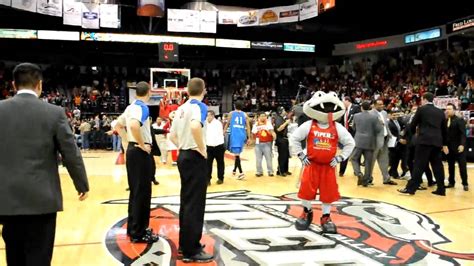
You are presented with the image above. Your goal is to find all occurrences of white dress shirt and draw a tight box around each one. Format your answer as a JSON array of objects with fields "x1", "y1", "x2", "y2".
[
  {"x1": 377, "y1": 111, "x2": 388, "y2": 137},
  {"x1": 17, "y1": 89, "x2": 38, "y2": 97},
  {"x1": 206, "y1": 118, "x2": 224, "y2": 147}
]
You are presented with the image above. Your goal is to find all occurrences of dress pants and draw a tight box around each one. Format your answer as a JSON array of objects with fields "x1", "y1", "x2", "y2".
[
  {"x1": 1, "y1": 213, "x2": 57, "y2": 266},
  {"x1": 177, "y1": 150, "x2": 208, "y2": 257},
  {"x1": 407, "y1": 145, "x2": 435, "y2": 185},
  {"x1": 447, "y1": 147, "x2": 468, "y2": 186},
  {"x1": 388, "y1": 144, "x2": 408, "y2": 178},
  {"x1": 406, "y1": 145, "x2": 445, "y2": 193},
  {"x1": 276, "y1": 138, "x2": 290, "y2": 174},
  {"x1": 207, "y1": 144, "x2": 225, "y2": 181},
  {"x1": 351, "y1": 147, "x2": 374, "y2": 185},
  {"x1": 371, "y1": 142, "x2": 391, "y2": 183},
  {"x1": 126, "y1": 144, "x2": 153, "y2": 238}
]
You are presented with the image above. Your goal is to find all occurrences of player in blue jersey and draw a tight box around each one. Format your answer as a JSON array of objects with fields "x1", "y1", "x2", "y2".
[{"x1": 224, "y1": 100, "x2": 251, "y2": 180}]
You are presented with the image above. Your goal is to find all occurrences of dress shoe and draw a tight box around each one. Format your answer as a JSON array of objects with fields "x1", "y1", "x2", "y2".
[
  {"x1": 356, "y1": 173, "x2": 363, "y2": 186},
  {"x1": 255, "y1": 173, "x2": 263, "y2": 177},
  {"x1": 464, "y1": 185, "x2": 469, "y2": 191},
  {"x1": 182, "y1": 251, "x2": 213, "y2": 263},
  {"x1": 339, "y1": 173, "x2": 344, "y2": 177},
  {"x1": 268, "y1": 173, "x2": 274, "y2": 177},
  {"x1": 383, "y1": 180, "x2": 397, "y2": 185},
  {"x1": 285, "y1": 172, "x2": 292, "y2": 176},
  {"x1": 152, "y1": 180, "x2": 159, "y2": 185},
  {"x1": 418, "y1": 186, "x2": 427, "y2": 190},
  {"x1": 427, "y1": 182, "x2": 436, "y2": 187},
  {"x1": 131, "y1": 232, "x2": 159, "y2": 243},
  {"x1": 445, "y1": 184, "x2": 455, "y2": 188},
  {"x1": 277, "y1": 172, "x2": 287, "y2": 177},
  {"x1": 216, "y1": 180, "x2": 224, "y2": 185},
  {"x1": 398, "y1": 188, "x2": 415, "y2": 195},
  {"x1": 431, "y1": 190, "x2": 446, "y2": 196},
  {"x1": 178, "y1": 244, "x2": 206, "y2": 256}
]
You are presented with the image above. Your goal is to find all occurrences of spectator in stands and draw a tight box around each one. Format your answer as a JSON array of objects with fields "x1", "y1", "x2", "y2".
[{"x1": 79, "y1": 119, "x2": 92, "y2": 151}]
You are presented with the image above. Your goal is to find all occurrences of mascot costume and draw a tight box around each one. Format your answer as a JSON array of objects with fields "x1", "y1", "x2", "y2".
[{"x1": 290, "y1": 91, "x2": 355, "y2": 233}]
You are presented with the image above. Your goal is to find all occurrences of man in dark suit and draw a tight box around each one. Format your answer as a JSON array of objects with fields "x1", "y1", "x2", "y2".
[
  {"x1": 339, "y1": 97, "x2": 361, "y2": 177},
  {"x1": 445, "y1": 103, "x2": 469, "y2": 191},
  {"x1": 403, "y1": 106, "x2": 435, "y2": 188},
  {"x1": 0, "y1": 63, "x2": 89, "y2": 266},
  {"x1": 351, "y1": 101, "x2": 382, "y2": 186},
  {"x1": 399, "y1": 92, "x2": 448, "y2": 196},
  {"x1": 387, "y1": 110, "x2": 408, "y2": 179}
]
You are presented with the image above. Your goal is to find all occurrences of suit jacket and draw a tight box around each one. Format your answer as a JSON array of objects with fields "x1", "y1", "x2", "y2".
[
  {"x1": 353, "y1": 111, "x2": 383, "y2": 150},
  {"x1": 371, "y1": 109, "x2": 392, "y2": 149},
  {"x1": 446, "y1": 115, "x2": 466, "y2": 150},
  {"x1": 339, "y1": 104, "x2": 361, "y2": 136},
  {"x1": 0, "y1": 93, "x2": 89, "y2": 216},
  {"x1": 410, "y1": 103, "x2": 447, "y2": 148}
]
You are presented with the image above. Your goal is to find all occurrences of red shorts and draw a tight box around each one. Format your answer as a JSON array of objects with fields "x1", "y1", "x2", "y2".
[{"x1": 297, "y1": 163, "x2": 340, "y2": 203}]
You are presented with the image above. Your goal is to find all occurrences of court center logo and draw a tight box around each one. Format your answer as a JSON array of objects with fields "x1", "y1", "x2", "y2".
[{"x1": 103, "y1": 191, "x2": 473, "y2": 265}]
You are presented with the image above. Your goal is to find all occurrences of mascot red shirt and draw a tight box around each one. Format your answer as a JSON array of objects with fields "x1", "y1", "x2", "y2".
[{"x1": 290, "y1": 91, "x2": 355, "y2": 234}]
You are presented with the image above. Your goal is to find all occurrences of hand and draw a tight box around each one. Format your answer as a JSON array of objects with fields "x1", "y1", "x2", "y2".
[
  {"x1": 330, "y1": 155, "x2": 344, "y2": 168},
  {"x1": 135, "y1": 144, "x2": 151, "y2": 154},
  {"x1": 78, "y1": 192, "x2": 88, "y2": 201},
  {"x1": 298, "y1": 152, "x2": 310, "y2": 166},
  {"x1": 198, "y1": 148, "x2": 207, "y2": 159},
  {"x1": 399, "y1": 139, "x2": 407, "y2": 145},
  {"x1": 442, "y1": 146, "x2": 449, "y2": 155},
  {"x1": 458, "y1": 145, "x2": 464, "y2": 153}
]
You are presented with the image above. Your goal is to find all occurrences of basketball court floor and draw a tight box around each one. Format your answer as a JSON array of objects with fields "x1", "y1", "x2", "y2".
[{"x1": 1, "y1": 148, "x2": 473, "y2": 265}]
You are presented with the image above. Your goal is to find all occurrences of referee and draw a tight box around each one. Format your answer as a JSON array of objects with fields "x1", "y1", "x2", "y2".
[
  {"x1": 170, "y1": 78, "x2": 213, "y2": 263},
  {"x1": 123, "y1": 81, "x2": 158, "y2": 243}
]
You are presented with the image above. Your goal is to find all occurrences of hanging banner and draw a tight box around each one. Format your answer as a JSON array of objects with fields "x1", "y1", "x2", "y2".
[
  {"x1": 299, "y1": 0, "x2": 318, "y2": 21},
  {"x1": 0, "y1": 0, "x2": 11, "y2": 7},
  {"x1": 37, "y1": 0, "x2": 62, "y2": 16},
  {"x1": 11, "y1": 0, "x2": 37, "y2": 12},
  {"x1": 258, "y1": 8, "x2": 279, "y2": 26},
  {"x1": 237, "y1": 10, "x2": 258, "y2": 27},
  {"x1": 278, "y1": 4, "x2": 299, "y2": 23},
  {"x1": 199, "y1": 10, "x2": 217, "y2": 33},
  {"x1": 218, "y1": 11, "x2": 244, "y2": 25},
  {"x1": 137, "y1": 0, "x2": 164, "y2": 17},
  {"x1": 63, "y1": 0, "x2": 82, "y2": 26},
  {"x1": 100, "y1": 4, "x2": 120, "y2": 28},
  {"x1": 82, "y1": 3, "x2": 100, "y2": 29},
  {"x1": 167, "y1": 9, "x2": 200, "y2": 33}
]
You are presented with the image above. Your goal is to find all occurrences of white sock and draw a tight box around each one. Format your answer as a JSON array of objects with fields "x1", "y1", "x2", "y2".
[
  {"x1": 302, "y1": 200, "x2": 312, "y2": 211},
  {"x1": 322, "y1": 203, "x2": 331, "y2": 215}
]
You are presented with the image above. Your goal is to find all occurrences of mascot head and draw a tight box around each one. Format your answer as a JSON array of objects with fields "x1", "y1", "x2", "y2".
[{"x1": 303, "y1": 91, "x2": 345, "y2": 123}]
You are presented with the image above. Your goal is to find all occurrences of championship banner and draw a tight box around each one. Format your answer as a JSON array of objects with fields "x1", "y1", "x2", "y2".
[
  {"x1": 82, "y1": 3, "x2": 100, "y2": 29},
  {"x1": 237, "y1": 10, "x2": 258, "y2": 27},
  {"x1": 137, "y1": 0, "x2": 164, "y2": 17},
  {"x1": 277, "y1": 4, "x2": 299, "y2": 23},
  {"x1": 37, "y1": 0, "x2": 62, "y2": 16},
  {"x1": 299, "y1": 0, "x2": 318, "y2": 21},
  {"x1": 100, "y1": 4, "x2": 120, "y2": 28},
  {"x1": 0, "y1": 0, "x2": 11, "y2": 6},
  {"x1": 199, "y1": 10, "x2": 217, "y2": 33},
  {"x1": 11, "y1": 0, "x2": 37, "y2": 12},
  {"x1": 258, "y1": 8, "x2": 279, "y2": 26},
  {"x1": 218, "y1": 10, "x2": 244, "y2": 25},
  {"x1": 167, "y1": 9, "x2": 200, "y2": 33},
  {"x1": 434, "y1": 97, "x2": 460, "y2": 109},
  {"x1": 63, "y1": 0, "x2": 82, "y2": 26}
]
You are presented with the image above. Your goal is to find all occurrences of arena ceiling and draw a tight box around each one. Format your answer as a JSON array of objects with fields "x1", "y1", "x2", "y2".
[
  {"x1": 0, "y1": 0, "x2": 472, "y2": 63},
  {"x1": 0, "y1": 0, "x2": 472, "y2": 44}
]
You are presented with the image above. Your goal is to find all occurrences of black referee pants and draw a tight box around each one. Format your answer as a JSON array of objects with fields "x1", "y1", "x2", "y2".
[
  {"x1": 126, "y1": 144, "x2": 153, "y2": 239},
  {"x1": 177, "y1": 150, "x2": 208, "y2": 257}
]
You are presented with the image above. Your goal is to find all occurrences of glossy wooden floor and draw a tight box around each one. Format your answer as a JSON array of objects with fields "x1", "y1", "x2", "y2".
[{"x1": 0, "y1": 148, "x2": 473, "y2": 265}]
